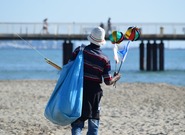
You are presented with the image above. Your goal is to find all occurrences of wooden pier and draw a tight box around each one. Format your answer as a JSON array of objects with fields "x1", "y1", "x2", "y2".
[{"x1": 0, "y1": 22, "x2": 185, "y2": 71}]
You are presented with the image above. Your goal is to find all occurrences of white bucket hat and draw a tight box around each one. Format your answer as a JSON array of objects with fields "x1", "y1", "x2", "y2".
[{"x1": 87, "y1": 27, "x2": 106, "y2": 46}]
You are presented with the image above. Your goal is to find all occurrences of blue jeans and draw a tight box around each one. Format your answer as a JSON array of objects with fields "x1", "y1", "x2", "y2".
[{"x1": 71, "y1": 119, "x2": 99, "y2": 135}]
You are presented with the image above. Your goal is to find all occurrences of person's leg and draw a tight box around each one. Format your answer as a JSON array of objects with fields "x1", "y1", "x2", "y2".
[
  {"x1": 87, "y1": 119, "x2": 99, "y2": 135},
  {"x1": 71, "y1": 119, "x2": 84, "y2": 135}
]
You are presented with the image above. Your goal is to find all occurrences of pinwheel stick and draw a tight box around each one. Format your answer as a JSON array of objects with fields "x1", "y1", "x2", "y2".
[
  {"x1": 117, "y1": 61, "x2": 123, "y2": 74},
  {"x1": 113, "y1": 41, "x2": 130, "y2": 87}
]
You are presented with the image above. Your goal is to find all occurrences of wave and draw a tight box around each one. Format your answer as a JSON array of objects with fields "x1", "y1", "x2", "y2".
[
  {"x1": 0, "y1": 42, "x2": 30, "y2": 49},
  {"x1": 0, "y1": 40, "x2": 62, "y2": 49}
]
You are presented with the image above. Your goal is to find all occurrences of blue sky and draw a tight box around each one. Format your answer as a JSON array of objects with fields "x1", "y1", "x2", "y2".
[{"x1": 1, "y1": 0, "x2": 185, "y2": 23}]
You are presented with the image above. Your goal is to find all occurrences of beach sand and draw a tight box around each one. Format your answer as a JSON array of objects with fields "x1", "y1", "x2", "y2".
[{"x1": 0, "y1": 80, "x2": 185, "y2": 135}]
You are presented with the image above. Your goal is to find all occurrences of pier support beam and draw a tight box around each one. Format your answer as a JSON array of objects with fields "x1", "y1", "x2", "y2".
[
  {"x1": 63, "y1": 40, "x2": 73, "y2": 65},
  {"x1": 159, "y1": 40, "x2": 164, "y2": 71},
  {"x1": 139, "y1": 41, "x2": 145, "y2": 70},
  {"x1": 146, "y1": 41, "x2": 152, "y2": 71},
  {"x1": 152, "y1": 41, "x2": 158, "y2": 71},
  {"x1": 139, "y1": 40, "x2": 164, "y2": 71}
]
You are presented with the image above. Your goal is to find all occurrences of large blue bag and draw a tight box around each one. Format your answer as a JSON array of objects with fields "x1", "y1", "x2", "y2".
[{"x1": 44, "y1": 47, "x2": 84, "y2": 126}]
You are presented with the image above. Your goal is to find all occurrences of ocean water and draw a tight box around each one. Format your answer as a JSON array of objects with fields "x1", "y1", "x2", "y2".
[{"x1": 0, "y1": 42, "x2": 185, "y2": 87}]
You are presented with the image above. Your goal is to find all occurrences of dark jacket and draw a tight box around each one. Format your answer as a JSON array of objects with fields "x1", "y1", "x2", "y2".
[{"x1": 70, "y1": 43, "x2": 112, "y2": 119}]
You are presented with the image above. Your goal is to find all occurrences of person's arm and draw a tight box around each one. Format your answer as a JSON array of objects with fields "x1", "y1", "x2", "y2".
[{"x1": 103, "y1": 60, "x2": 121, "y2": 85}]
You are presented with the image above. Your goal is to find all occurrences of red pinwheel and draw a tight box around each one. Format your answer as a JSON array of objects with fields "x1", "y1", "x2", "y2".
[{"x1": 125, "y1": 26, "x2": 140, "y2": 41}]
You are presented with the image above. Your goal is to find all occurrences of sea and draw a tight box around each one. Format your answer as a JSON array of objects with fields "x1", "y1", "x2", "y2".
[{"x1": 0, "y1": 40, "x2": 185, "y2": 87}]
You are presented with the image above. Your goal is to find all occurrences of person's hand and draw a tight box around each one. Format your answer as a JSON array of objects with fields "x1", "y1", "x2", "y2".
[
  {"x1": 112, "y1": 73, "x2": 121, "y2": 87},
  {"x1": 114, "y1": 73, "x2": 121, "y2": 82},
  {"x1": 104, "y1": 73, "x2": 121, "y2": 86}
]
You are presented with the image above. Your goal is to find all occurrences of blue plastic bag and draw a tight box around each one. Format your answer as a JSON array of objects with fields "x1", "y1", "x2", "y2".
[{"x1": 44, "y1": 48, "x2": 84, "y2": 126}]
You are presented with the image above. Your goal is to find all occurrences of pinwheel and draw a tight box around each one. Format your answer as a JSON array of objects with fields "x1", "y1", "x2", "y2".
[
  {"x1": 125, "y1": 26, "x2": 140, "y2": 41},
  {"x1": 109, "y1": 26, "x2": 140, "y2": 87},
  {"x1": 116, "y1": 26, "x2": 140, "y2": 73},
  {"x1": 109, "y1": 31, "x2": 124, "y2": 72},
  {"x1": 109, "y1": 31, "x2": 124, "y2": 44}
]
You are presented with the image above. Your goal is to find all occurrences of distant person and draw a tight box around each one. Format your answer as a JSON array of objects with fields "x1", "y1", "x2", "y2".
[
  {"x1": 106, "y1": 17, "x2": 112, "y2": 35},
  {"x1": 70, "y1": 27, "x2": 121, "y2": 135},
  {"x1": 99, "y1": 22, "x2": 104, "y2": 29},
  {"x1": 42, "y1": 18, "x2": 49, "y2": 34}
]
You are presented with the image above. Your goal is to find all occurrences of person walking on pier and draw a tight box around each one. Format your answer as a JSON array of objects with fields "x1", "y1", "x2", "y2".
[
  {"x1": 70, "y1": 26, "x2": 121, "y2": 135},
  {"x1": 42, "y1": 18, "x2": 49, "y2": 34},
  {"x1": 106, "y1": 17, "x2": 112, "y2": 35}
]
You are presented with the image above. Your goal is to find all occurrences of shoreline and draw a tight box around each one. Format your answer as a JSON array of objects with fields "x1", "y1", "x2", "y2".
[{"x1": 0, "y1": 80, "x2": 185, "y2": 135}]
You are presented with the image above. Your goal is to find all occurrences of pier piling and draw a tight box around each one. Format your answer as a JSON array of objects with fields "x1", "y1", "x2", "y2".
[
  {"x1": 159, "y1": 40, "x2": 164, "y2": 71},
  {"x1": 63, "y1": 40, "x2": 73, "y2": 65},
  {"x1": 146, "y1": 41, "x2": 152, "y2": 71},
  {"x1": 140, "y1": 40, "x2": 164, "y2": 71},
  {"x1": 139, "y1": 41, "x2": 145, "y2": 70},
  {"x1": 153, "y1": 41, "x2": 158, "y2": 71}
]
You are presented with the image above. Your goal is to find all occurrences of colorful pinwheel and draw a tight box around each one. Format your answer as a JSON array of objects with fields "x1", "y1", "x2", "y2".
[
  {"x1": 109, "y1": 31, "x2": 125, "y2": 64},
  {"x1": 125, "y1": 26, "x2": 140, "y2": 41},
  {"x1": 109, "y1": 31, "x2": 124, "y2": 44}
]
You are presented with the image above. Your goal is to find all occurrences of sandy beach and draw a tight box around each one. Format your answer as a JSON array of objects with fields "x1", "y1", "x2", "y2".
[{"x1": 0, "y1": 80, "x2": 185, "y2": 135}]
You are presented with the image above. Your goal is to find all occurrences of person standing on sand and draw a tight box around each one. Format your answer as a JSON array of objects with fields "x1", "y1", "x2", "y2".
[{"x1": 69, "y1": 27, "x2": 121, "y2": 135}]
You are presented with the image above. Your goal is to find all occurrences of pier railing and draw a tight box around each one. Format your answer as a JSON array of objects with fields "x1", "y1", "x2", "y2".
[
  {"x1": 0, "y1": 22, "x2": 185, "y2": 71},
  {"x1": 0, "y1": 22, "x2": 185, "y2": 35}
]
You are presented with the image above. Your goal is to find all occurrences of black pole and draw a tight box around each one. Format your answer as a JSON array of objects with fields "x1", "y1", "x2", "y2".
[
  {"x1": 159, "y1": 40, "x2": 164, "y2": 71},
  {"x1": 63, "y1": 40, "x2": 73, "y2": 65},
  {"x1": 139, "y1": 41, "x2": 145, "y2": 70},
  {"x1": 146, "y1": 41, "x2": 152, "y2": 71},
  {"x1": 152, "y1": 41, "x2": 158, "y2": 71}
]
